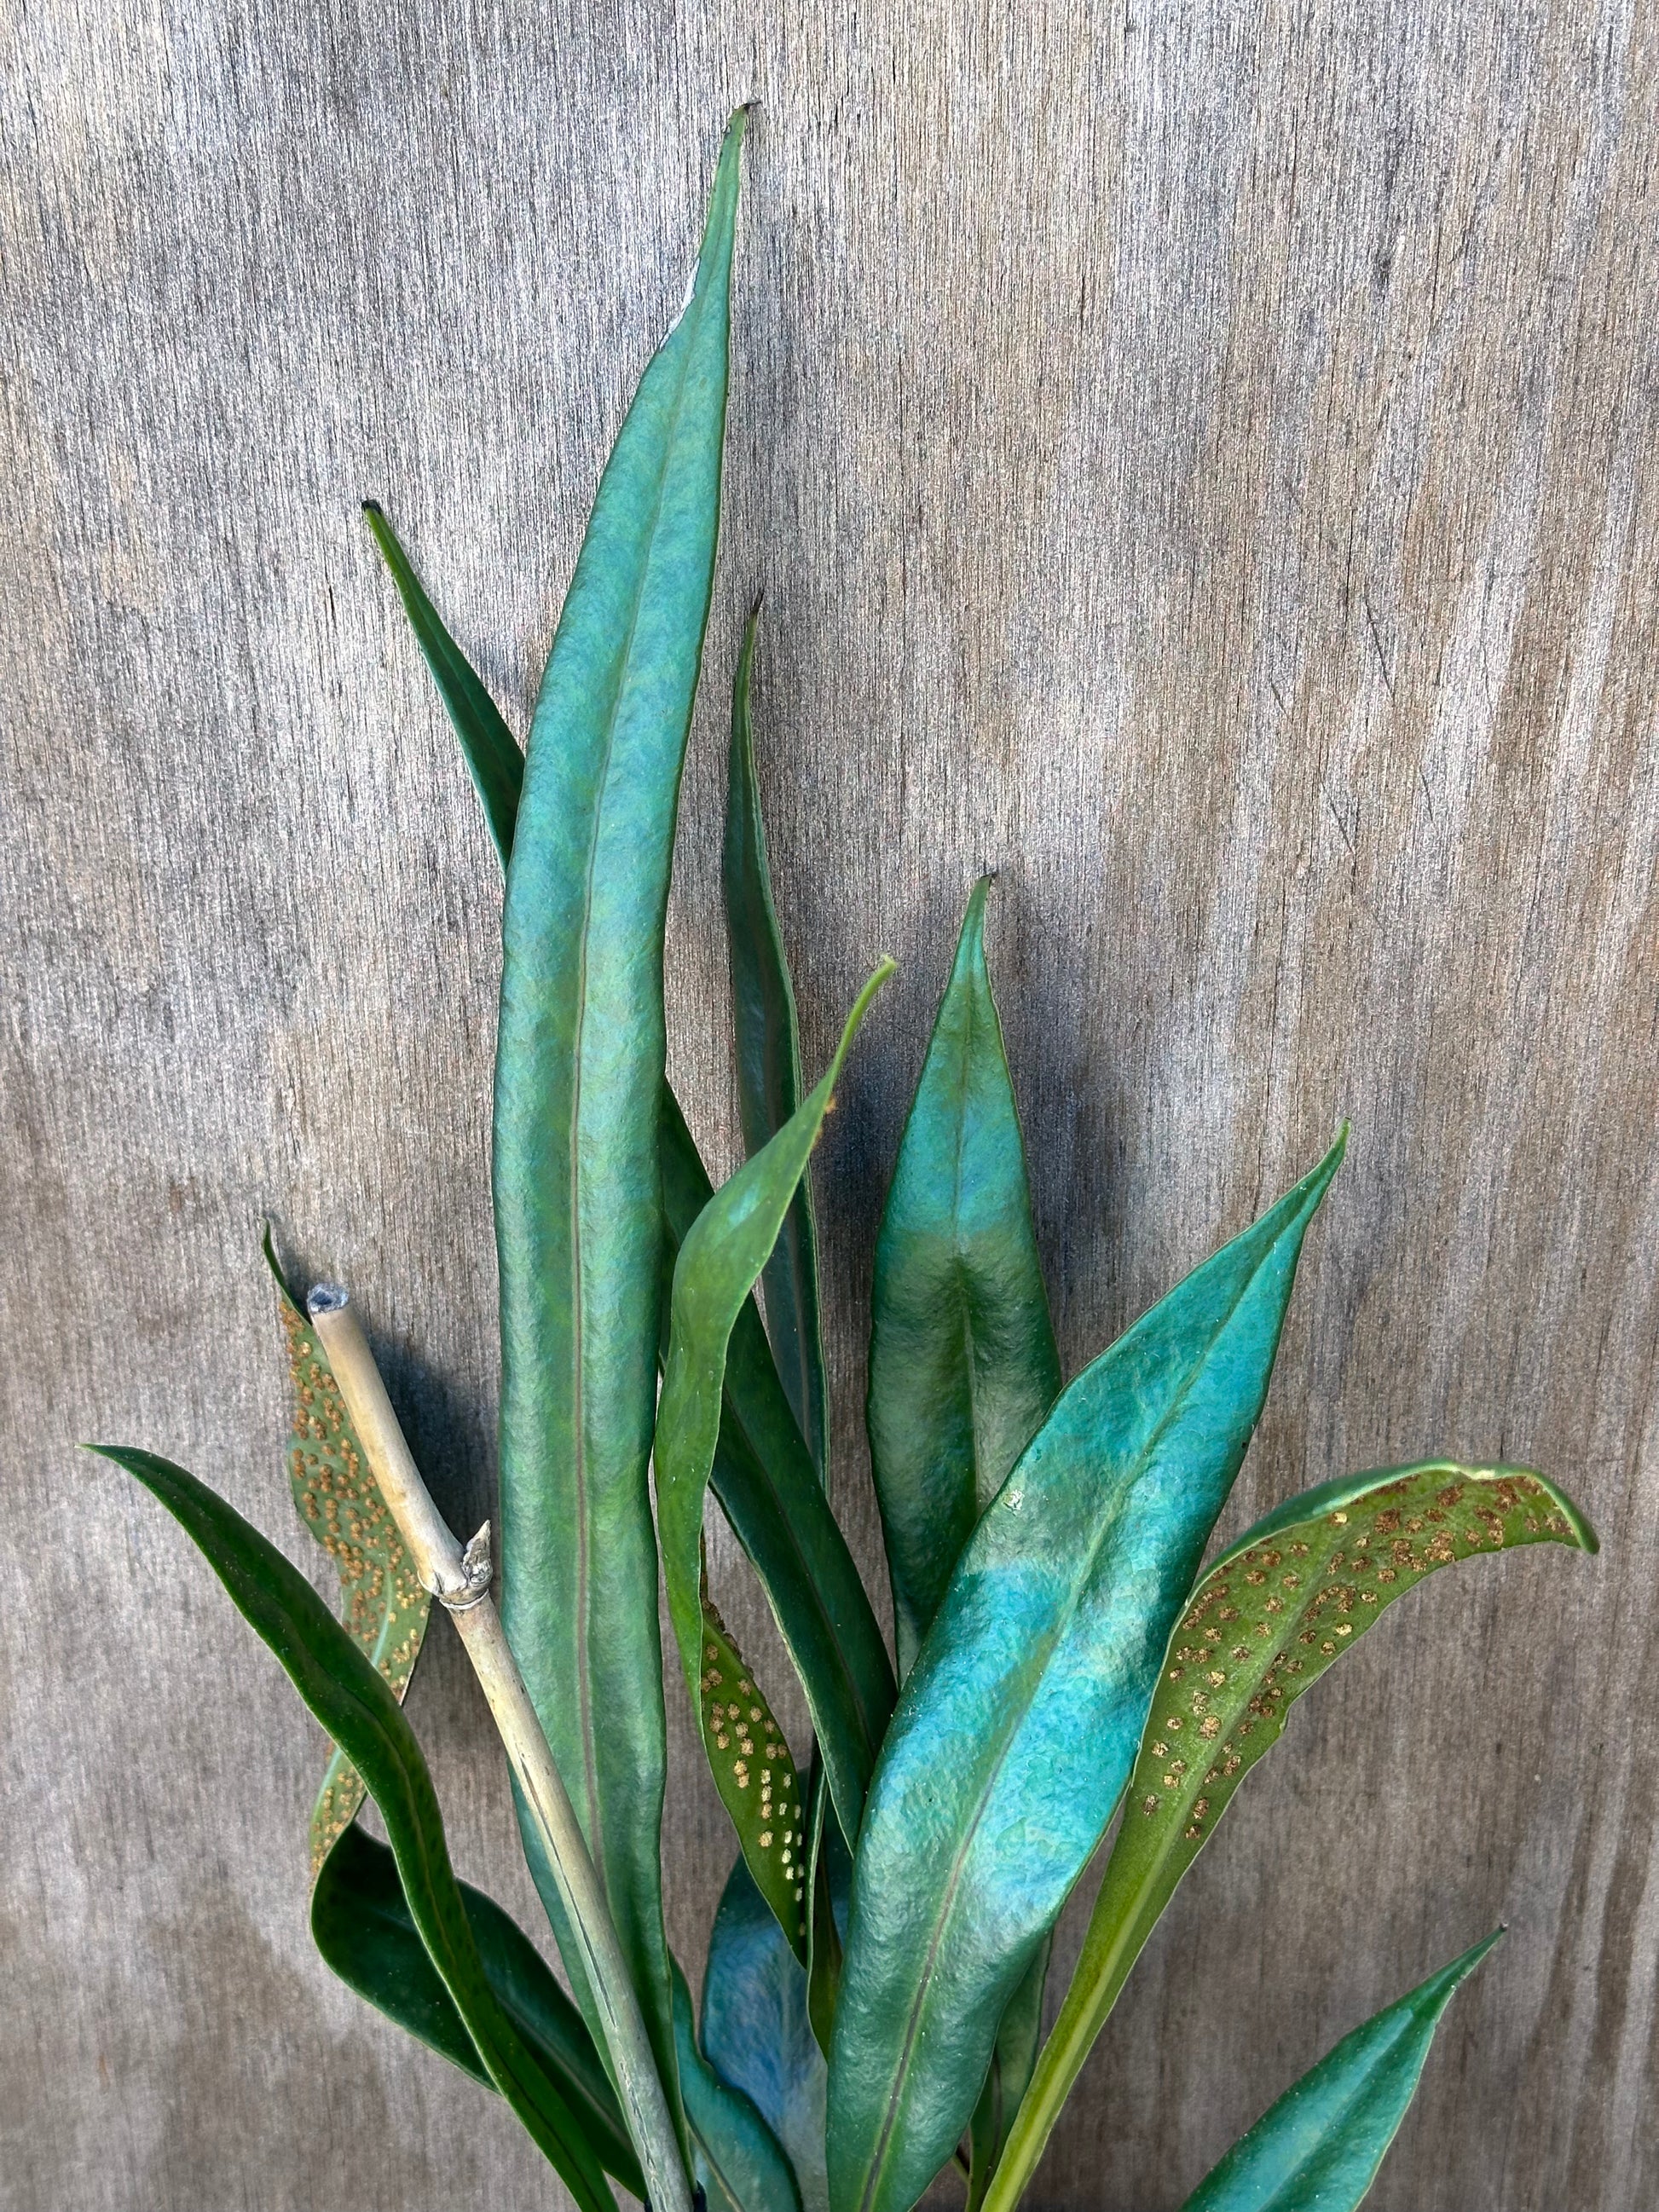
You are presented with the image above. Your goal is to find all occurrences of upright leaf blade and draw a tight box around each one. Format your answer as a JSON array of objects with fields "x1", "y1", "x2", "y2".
[
  {"x1": 493, "y1": 111, "x2": 744, "y2": 2092},
  {"x1": 662, "y1": 1092, "x2": 896, "y2": 1846},
  {"x1": 990, "y1": 1462, "x2": 1596, "y2": 2211},
  {"x1": 724, "y1": 603, "x2": 829, "y2": 1477},
  {"x1": 656, "y1": 966, "x2": 893, "y2": 1955},
  {"x1": 1178, "y1": 1932, "x2": 1504, "y2": 2212},
  {"x1": 362, "y1": 502, "x2": 524, "y2": 863},
  {"x1": 312, "y1": 1824, "x2": 645, "y2": 2198},
  {"x1": 95, "y1": 1447, "x2": 616, "y2": 2212},
  {"x1": 867, "y1": 878, "x2": 1061, "y2": 1678},
  {"x1": 827, "y1": 1135, "x2": 1345, "y2": 2212}
]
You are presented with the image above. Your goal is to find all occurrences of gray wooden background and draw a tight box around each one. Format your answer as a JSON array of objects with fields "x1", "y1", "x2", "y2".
[{"x1": 4, "y1": 0, "x2": 1655, "y2": 2206}]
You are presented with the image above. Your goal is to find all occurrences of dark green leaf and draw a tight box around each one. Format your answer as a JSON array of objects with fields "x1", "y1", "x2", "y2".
[
  {"x1": 965, "y1": 1938, "x2": 1049, "y2": 2212},
  {"x1": 493, "y1": 110, "x2": 744, "y2": 2094},
  {"x1": 826, "y1": 1135, "x2": 1345, "y2": 2212},
  {"x1": 724, "y1": 602, "x2": 828, "y2": 1478},
  {"x1": 661, "y1": 1092, "x2": 896, "y2": 1850},
  {"x1": 263, "y1": 1233, "x2": 431, "y2": 1875},
  {"x1": 312, "y1": 1823, "x2": 644, "y2": 2198},
  {"x1": 676, "y1": 1959, "x2": 803, "y2": 2212},
  {"x1": 1178, "y1": 1932, "x2": 1504, "y2": 2211},
  {"x1": 993, "y1": 1462, "x2": 1595, "y2": 2209},
  {"x1": 361, "y1": 502, "x2": 523, "y2": 863},
  {"x1": 867, "y1": 877, "x2": 1060, "y2": 1678},
  {"x1": 94, "y1": 1446, "x2": 616, "y2": 2212},
  {"x1": 656, "y1": 966, "x2": 893, "y2": 1956}
]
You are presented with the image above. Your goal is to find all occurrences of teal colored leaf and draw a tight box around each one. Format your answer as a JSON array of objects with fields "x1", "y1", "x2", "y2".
[
  {"x1": 867, "y1": 877, "x2": 1061, "y2": 1678},
  {"x1": 661, "y1": 1091, "x2": 896, "y2": 1849},
  {"x1": 704, "y1": 1853, "x2": 832, "y2": 2212},
  {"x1": 676, "y1": 1959, "x2": 803, "y2": 2212},
  {"x1": 264, "y1": 1233, "x2": 432, "y2": 1876},
  {"x1": 492, "y1": 110, "x2": 744, "y2": 2095},
  {"x1": 991, "y1": 1461, "x2": 1595, "y2": 2211},
  {"x1": 362, "y1": 501, "x2": 523, "y2": 863},
  {"x1": 94, "y1": 1446, "x2": 616, "y2": 2212},
  {"x1": 365, "y1": 443, "x2": 894, "y2": 1914},
  {"x1": 724, "y1": 601, "x2": 829, "y2": 1478},
  {"x1": 312, "y1": 1823, "x2": 644, "y2": 2198},
  {"x1": 656, "y1": 965, "x2": 893, "y2": 1958},
  {"x1": 1178, "y1": 1932, "x2": 1504, "y2": 2211},
  {"x1": 826, "y1": 1134, "x2": 1346, "y2": 2212}
]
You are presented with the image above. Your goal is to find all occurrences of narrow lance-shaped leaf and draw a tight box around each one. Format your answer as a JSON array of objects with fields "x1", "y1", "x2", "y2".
[
  {"x1": 312, "y1": 1823, "x2": 645, "y2": 2198},
  {"x1": 264, "y1": 1233, "x2": 432, "y2": 1874},
  {"x1": 1178, "y1": 1932, "x2": 1504, "y2": 2212},
  {"x1": 662, "y1": 1091, "x2": 896, "y2": 1847},
  {"x1": 867, "y1": 876, "x2": 1061, "y2": 1678},
  {"x1": 362, "y1": 501, "x2": 523, "y2": 863},
  {"x1": 725, "y1": 602, "x2": 829, "y2": 1478},
  {"x1": 987, "y1": 1460, "x2": 1596, "y2": 2212},
  {"x1": 862, "y1": 879, "x2": 1061, "y2": 2199},
  {"x1": 827, "y1": 1134, "x2": 1346, "y2": 2212},
  {"x1": 367, "y1": 457, "x2": 895, "y2": 1896},
  {"x1": 656, "y1": 964, "x2": 894, "y2": 1960},
  {"x1": 93, "y1": 1447, "x2": 616, "y2": 2212},
  {"x1": 675, "y1": 1959, "x2": 804, "y2": 2212},
  {"x1": 494, "y1": 110, "x2": 744, "y2": 2099}
]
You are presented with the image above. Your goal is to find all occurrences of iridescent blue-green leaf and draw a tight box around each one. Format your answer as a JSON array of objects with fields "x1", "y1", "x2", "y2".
[
  {"x1": 93, "y1": 1447, "x2": 616, "y2": 2212},
  {"x1": 676, "y1": 1958, "x2": 803, "y2": 2212},
  {"x1": 988, "y1": 1461, "x2": 1596, "y2": 2212},
  {"x1": 361, "y1": 501, "x2": 523, "y2": 863},
  {"x1": 827, "y1": 1134, "x2": 1346, "y2": 2212},
  {"x1": 661, "y1": 1091, "x2": 896, "y2": 1846},
  {"x1": 656, "y1": 965, "x2": 893, "y2": 1957},
  {"x1": 1178, "y1": 1932, "x2": 1504, "y2": 2211},
  {"x1": 493, "y1": 110, "x2": 744, "y2": 2099},
  {"x1": 724, "y1": 601, "x2": 828, "y2": 1479},
  {"x1": 867, "y1": 877, "x2": 1060, "y2": 1678},
  {"x1": 704, "y1": 1852, "x2": 831, "y2": 2212},
  {"x1": 312, "y1": 1822, "x2": 643, "y2": 2198}
]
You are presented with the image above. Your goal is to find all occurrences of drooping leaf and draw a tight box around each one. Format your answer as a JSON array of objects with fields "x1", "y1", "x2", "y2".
[
  {"x1": 804, "y1": 1760, "x2": 853, "y2": 2059},
  {"x1": 1177, "y1": 1931, "x2": 1504, "y2": 2211},
  {"x1": 990, "y1": 1462, "x2": 1596, "y2": 2210},
  {"x1": 656, "y1": 966, "x2": 893, "y2": 1957},
  {"x1": 93, "y1": 1447, "x2": 617, "y2": 2212},
  {"x1": 827, "y1": 1134, "x2": 1346, "y2": 2212},
  {"x1": 965, "y1": 1938, "x2": 1049, "y2": 2212},
  {"x1": 867, "y1": 877, "x2": 1061, "y2": 1678},
  {"x1": 361, "y1": 501, "x2": 523, "y2": 863},
  {"x1": 312, "y1": 1823, "x2": 643, "y2": 2198},
  {"x1": 493, "y1": 109, "x2": 744, "y2": 2097},
  {"x1": 662, "y1": 1090, "x2": 896, "y2": 1849},
  {"x1": 724, "y1": 601, "x2": 829, "y2": 1479},
  {"x1": 676, "y1": 1958, "x2": 804, "y2": 2212},
  {"x1": 264, "y1": 1233, "x2": 432, "y2": 1875},
  {"x1": 703, "y1": 1851, "x2": 842, "y2": 2212}
]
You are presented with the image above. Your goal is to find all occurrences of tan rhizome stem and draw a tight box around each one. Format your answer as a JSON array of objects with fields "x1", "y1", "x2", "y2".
[{"x1": 307, "y1": 1284, "x2": 692, "y2": 2212}]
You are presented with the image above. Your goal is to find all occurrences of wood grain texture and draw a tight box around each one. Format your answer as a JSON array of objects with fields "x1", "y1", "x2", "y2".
[{"x1": 2, "y1": 2, "x2": 1654, "y2": 2208}]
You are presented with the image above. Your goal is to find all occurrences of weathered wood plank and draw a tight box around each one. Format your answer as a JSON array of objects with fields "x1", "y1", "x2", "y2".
[{"x1": 2, "y1": 1, "x2": 1655, "y2": 2207}]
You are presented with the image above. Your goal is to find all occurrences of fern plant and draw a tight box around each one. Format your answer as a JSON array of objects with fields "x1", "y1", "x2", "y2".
[{"x1": 100, "y1": 112, "x2": 1596, "y2": 2212}]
